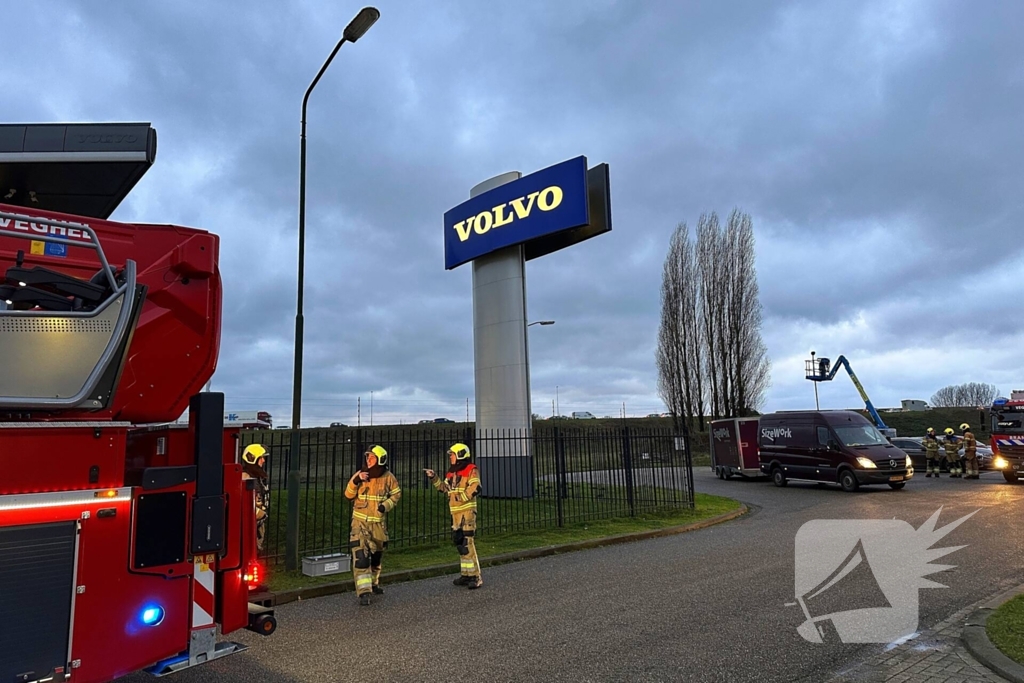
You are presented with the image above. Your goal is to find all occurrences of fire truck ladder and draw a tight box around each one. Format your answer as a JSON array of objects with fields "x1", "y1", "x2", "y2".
[
  {"x1": 0, "y1": 209, "x2": 140, "y2": 410},
  {"x1": 805, "y1": 354, "x2": 895, "y2": 436}
]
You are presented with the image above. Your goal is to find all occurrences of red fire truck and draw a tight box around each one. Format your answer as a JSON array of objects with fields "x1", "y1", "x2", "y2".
[
  {"x1": 990, "y1": 396, "x2": 1024, "y2": 483},
  {"x1": 0, "y1": 123, "x2": 274, "y2": 683}
]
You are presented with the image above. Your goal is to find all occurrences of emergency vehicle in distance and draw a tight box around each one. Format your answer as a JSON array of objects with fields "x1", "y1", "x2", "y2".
[
  {"x1": 989, "y1": 392, "x2": 1024, "y2": 483},
  {"x1": 0, "y1": 122, "x2": 274, "y2": 683}
]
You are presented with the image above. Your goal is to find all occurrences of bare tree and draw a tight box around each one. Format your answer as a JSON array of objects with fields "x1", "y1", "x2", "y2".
[
  {"x1": 657, "y1": 224, "x2": 706, "y2": 431},
  {"x1": 930, "y1": 382, "x2": 999, "y2": 407},
  {"x1": 658, "y1": 210, "x2": 771, "y2": 428}
]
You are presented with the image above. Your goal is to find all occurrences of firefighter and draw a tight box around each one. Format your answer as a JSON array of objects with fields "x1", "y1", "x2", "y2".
[
  {"x1": 923, "y1": 428, "x2": 941, "y2": 477},
  {"x1": 241, "y1": 444, "x2": 270, "y2": 553},
  {"x1": 425, "y1": 442, "x2": 483, "y2": 589},
  {"x1": 961, "y1": 423, "x2": 980, "y2": 479},
  {"x1": 345, "y1": 445, "x2": 401, "y2": 606},
  {"x1": 943, "y1": 428, "x2": 962, "y2": 478}
]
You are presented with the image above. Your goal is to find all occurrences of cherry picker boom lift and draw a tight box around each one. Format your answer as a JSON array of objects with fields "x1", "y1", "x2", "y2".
[
  {"x1": 805, "y1": 353, "x2": 897, "y2": 437},
  {"x1": 0, "y1": 123, "x2": 274, "y2": 683}
]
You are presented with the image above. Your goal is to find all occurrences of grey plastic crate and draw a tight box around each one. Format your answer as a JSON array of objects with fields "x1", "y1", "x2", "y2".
[{"x1": 302, "y1": 552, "x2": 350, "y2": 577}]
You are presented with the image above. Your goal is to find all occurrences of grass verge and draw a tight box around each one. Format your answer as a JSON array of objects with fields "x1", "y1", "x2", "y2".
[
  {"x1": 265, "y1": 492, "x2": 741, "y2": 593},
  {"x1": 987, "y1": 593, "x2": 1024, "y2": 664}
]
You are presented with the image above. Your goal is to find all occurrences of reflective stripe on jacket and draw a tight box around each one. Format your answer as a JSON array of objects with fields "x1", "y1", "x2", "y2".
[
  {"x1": 345, "y1": 471, "x2": 401, "y2": 523},
  {"x1": 433, "y1": 463, "x2": 481, "y2": 513}
]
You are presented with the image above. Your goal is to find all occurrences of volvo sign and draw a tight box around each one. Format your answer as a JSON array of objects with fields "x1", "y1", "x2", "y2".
[{"x1": 445, "y1": 156, "x2": 612, "y2": 498}]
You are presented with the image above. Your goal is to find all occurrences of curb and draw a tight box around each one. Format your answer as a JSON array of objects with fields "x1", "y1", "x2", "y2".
[
  {"x1": 253, "y1": 503, "x2": 749, "y2": 607},
  {"x1": 962, "y1": 584, "x2": 1024, "y2": 683}
]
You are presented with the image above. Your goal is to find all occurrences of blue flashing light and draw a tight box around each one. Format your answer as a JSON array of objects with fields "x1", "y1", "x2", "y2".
[
  {"x1": 994, "y1": 398, "x2": 1009, "y2": 406},
  {"x1": 141, "y1": 605, "x2": 165, "y2": 626}
]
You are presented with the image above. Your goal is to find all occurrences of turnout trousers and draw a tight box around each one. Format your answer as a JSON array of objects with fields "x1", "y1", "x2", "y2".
[
  {"x1": 350, "y1": 518, "x2": 388, "y2": 596},
  {"x1": 452, "y1": 510, "x2": 481, "y2": 580},
  {"x1": 964, "y1": 452, "x2": 979, "y2": 478}
]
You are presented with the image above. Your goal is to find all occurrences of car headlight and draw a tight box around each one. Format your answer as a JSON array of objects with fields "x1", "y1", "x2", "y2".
[
  {"x1": 993, "y1": 456, "x2": 1008, "y2": 469},
  {"x1": 856, "y1": 457, "x2": 877, "y2": 469},
  {"x1": 905, "y1": 455, "x2": 912, "y2": 469}
]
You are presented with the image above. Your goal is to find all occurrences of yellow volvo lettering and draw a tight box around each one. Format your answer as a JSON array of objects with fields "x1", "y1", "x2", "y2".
[
  {"x1": 474, "y1": 210, "x2": 493, "y2": 235},
  {"x1": 451, "y1": 184, "x2": 565, "y2": 242},
  {"x1": 537, "y1": 186, "x2": 563, "y2": 212}
]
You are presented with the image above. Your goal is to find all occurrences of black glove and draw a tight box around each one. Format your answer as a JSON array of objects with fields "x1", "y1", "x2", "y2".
[{"x1": 377, "y1": 503, "x2": 386, "y2": 514}]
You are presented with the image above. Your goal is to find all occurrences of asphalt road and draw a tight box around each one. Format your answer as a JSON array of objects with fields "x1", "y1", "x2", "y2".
[{"x1": 119, "y1": 468, "x2": 1024, "y2": 682}]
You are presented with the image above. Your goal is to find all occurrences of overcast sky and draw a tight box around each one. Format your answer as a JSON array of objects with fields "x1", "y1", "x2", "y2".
[{"x1": 6, "y1": 1, "x2": 1022, "y2": 425}]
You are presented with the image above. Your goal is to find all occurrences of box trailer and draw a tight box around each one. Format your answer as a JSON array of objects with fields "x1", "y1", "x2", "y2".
[{"x1": 710, "y1": 418, "x2": 761, "y2": 478}]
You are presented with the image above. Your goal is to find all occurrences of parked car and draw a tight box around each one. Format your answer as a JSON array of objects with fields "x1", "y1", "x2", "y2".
[
  {"x1": 433, "y1": 418, "x2": 454, "y2": 423},
  {"x1": 892, "y1": 436, "x2": 993, "y2": 471},
  {"x1": 572, "y1": 411, "x2": 596, "y2": 420},
  {"x1": 330, "y1": 422, "x2": 347, "y2": 428},
  {"x1": 758, "y1": 410, "x2": 913, "y2": 492},
  {"x1": 418, "y1": 419, "x2": 432, "y2": 424}
]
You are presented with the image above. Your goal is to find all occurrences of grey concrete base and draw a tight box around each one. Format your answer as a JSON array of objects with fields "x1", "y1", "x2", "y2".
[
  {"x1": 962, "y1": 584, "x2": 1024, "y2": 683},
  {"x1": 477, "y1": 455, "x2": 534, "y2": 498}
]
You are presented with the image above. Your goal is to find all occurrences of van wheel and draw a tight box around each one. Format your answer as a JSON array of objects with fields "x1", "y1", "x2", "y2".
[
  {"x1": 723, "y1": 469, "x2": 733, "y2": 480},
  {"x1": 839, "y1": 470, "x2": 859, "y2": 492},
  {"x1": 1003, "y1": 471, "x2": 1019, "y2": 484},
  {"x1": 772, "y1": 467, "x2": 787, "y2": 487},
  {"x1": 888, "y1": 482, "x2": 906, "y2": 490}
]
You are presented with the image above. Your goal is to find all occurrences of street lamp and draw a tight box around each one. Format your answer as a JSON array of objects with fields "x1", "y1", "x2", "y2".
[
  {"x1": 528, "y1": 320, "x2": 555, "y2": 327},
  {"x1": 288, "y1": 6, "x2": 380, "y2": 571}
]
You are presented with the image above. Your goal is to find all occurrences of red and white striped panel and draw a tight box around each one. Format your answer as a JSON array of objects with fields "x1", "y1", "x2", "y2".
[{"x1": 192, "y1": 554, "x2": 216, "y2": 629}]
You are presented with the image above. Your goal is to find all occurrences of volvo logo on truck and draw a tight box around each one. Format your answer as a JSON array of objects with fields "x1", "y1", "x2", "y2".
[{"x1": 762, "y1": 427, "x2": 792, "y2": 441}]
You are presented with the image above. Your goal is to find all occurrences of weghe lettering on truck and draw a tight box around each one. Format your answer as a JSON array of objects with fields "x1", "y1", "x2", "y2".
[{"x1": 761, "y1": 427, "x2": 793, "y2": 441}]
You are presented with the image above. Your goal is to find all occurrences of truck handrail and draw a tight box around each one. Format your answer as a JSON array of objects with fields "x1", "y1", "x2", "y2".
[{"x1": 0, "y1": 209, "x2": 139, "y2": 409}]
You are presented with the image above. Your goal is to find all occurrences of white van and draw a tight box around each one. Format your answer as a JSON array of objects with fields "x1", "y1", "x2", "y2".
[{"x1": 572, "y1": 411, "x2": 596, "y2": 420}]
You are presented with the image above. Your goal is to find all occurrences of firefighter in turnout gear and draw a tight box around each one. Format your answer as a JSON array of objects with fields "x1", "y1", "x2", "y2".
[
  {"x1": 961, "y1": 423, "x2": 980, "y2": 479},
  {"x1": 943, "y1": 428, "x2": 963, "y2": 478},
  {"x1": 241, "y1": 444, "x2": 270, "y2": 553},
  {"x1": 923, "y1": 428, "x2": 941, "y2": 477},
  {"x1": 425, "y1": 442, "x2": 483, "y2": 589},
  {"x1": 345, "y1": 445, "x2": 401, "y2": 606}
]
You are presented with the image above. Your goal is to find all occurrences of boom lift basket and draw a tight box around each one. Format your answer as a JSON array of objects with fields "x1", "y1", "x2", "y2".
[
  {"x1": 0, "y1": 210, "x2": 140, "y2": 410},
  {"x1": 805, "y1": 357, "x2": 831, "y2": 381}
]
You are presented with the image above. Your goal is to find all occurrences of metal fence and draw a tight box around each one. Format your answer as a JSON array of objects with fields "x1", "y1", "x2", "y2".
[{"x1": 240, "y1": 426, "x2": 694, "y2": 566}]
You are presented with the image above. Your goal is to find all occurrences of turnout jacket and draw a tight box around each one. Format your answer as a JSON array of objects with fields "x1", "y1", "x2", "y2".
[
  {"x1": 962, "y1": 430, "x2": 977, "y2": 456},
  {"x1": 345, "y1": 471, "x2": 402, "y2": 523},
  {"x1": 433, "y1": 463, "x2": 481, "y2": 516}
]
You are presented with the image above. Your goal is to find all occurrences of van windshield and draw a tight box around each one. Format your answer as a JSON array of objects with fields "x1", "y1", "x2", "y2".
[{"x1": 833, "y1": 425, "x2": 889, "y2": 447}]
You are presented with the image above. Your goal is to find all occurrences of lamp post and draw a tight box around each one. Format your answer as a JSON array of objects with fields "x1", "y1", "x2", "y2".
[
  {"x1": 811, "y1": 350, "x2": 820, "y2": 411},
  {"x1": 287, "y1": 6, "x2": 380, "y2": 571},
  {"x1": 528, "y1": 320, "x2": 555, "y2": 327}
]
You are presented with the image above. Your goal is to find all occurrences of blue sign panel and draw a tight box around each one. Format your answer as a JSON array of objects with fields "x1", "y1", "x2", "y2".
[
  {"x1": 44, "y1": 242, "x2": 67, "y2": 258},
  {"x1": 444, "y1": 156, "x2": 589, "y2": 270}
]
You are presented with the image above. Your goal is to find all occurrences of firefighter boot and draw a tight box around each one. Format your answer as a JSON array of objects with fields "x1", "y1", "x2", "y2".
[
  {"x1": 359, "y1": 593, "x2": 371, "y2": 606},
  {"x1": 468, "y1": 576, "x2": 483, "y2": 590},
  {"x1": 453, "y1": 575, "x2": 471, "y2": 586}
]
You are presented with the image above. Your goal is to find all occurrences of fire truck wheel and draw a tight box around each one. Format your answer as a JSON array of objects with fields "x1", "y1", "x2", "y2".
[
  {"x1": 771, "y1": 467, "x2": 787, "y2": 487},
  {"x1": 252, "y1": 613, "x2": 277, "y2": 636},
  {"x1": 1003, "y1": 471, "x2": 1019, "y2": 484},
  {"x1": 839, "y1": 469, "x2": 859, "y2": 492},
  {"x1": 888, "y1": 482, "x2": 906, "y2": 490}
]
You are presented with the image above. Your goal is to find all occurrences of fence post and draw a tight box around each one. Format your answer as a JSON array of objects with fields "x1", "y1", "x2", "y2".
[
  {"x1": 680, "y1": 422, "x2": 695, "y2": 509},
  {"x1": 286, "y1": 429, "x2": 300, "y2": 571},
  {"x1": 554, "y1": 427, "x2": 565, "y2": 527},
  {"x1": 622, "y1": 426, "x2": 635, "y2": 517}
]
